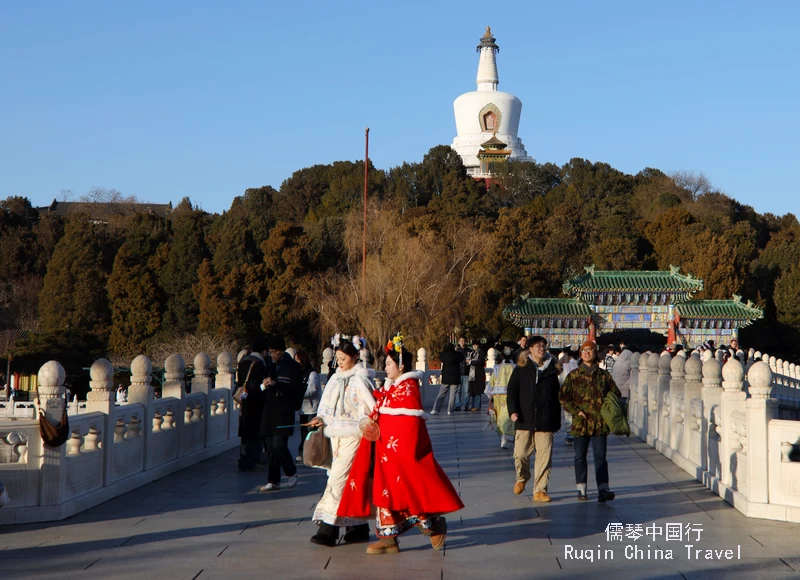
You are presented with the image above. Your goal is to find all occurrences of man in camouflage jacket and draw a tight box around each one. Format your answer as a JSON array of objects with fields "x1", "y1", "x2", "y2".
[{"x1": 560, "y1": 340, "x2": 621, "y2": 503}]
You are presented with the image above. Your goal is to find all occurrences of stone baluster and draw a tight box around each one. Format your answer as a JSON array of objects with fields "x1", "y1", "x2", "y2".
[
  {"x1": 37, "y1": 361, "x2": 67, "y2": 505},
  {"x1": 216, "y1": 351, "x2": 235, "y2": 391},
  {"x1": 720, "y1": 356, "x2": 747, "y2": 488},
  {"x1": 416, "y1": 348, "x2": 428, "y2": 372},
  {"x1": 628, "y1": 352, "x2": 640, "y2": 426},
  {"x1": 191, "y1": 353, "x2": 213, "y2": 394},
  {"x1": 128, "y1": 355, "x2": 155, "y2": 470},
  {"x1": 321, "y1": 347, "x2": 333, "y2": 382},
  {"x1": 237, "y1": 349, "x2": 249, "y2": 363},
  {"x1": 746, "y1": 361, "x2": 777, "y2": 504},
  {"x1": 86, "y1": 359, "x2": 115, "y2": 486},
  {"x1": 768, "y1": 355, "x2": 777, "y2": 374},
  {"x1": 286, "y1": 347, "x2": 297, "y2": 360},
  {"x1": 684, "y1": 354, "x2": 703, "y2": 469},
  {"x1": 669, "y1": 354, "x2": 686, "y2": 455},
  {"x1": 162, "y1": 354, "x2": 186, "y2": 399},
  {"x1": 647, "y1": 352, "x2": 660, "y2": 443},
  {"x1": 637, "y1": 352, "x2": 651, "y2": 433},
  {"x1": 702, "y1": 358, "x2": 723, "y2": 480},
  {"x1": 656, "y1": 352, "x2": 672, "y2": 446}
]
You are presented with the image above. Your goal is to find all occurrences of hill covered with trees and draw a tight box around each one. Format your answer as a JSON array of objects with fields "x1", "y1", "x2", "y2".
[{"x1": 2, "y1": 146, "x2": 798, "y2": 368}]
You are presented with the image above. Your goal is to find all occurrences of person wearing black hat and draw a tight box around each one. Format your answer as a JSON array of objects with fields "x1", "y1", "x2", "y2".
[{"x1": 258, "y1": 334, "x2": 303, "y2": 491}]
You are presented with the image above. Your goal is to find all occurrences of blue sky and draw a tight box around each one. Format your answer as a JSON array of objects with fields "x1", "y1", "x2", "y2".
[{"x1": 1, "y1": 1, "x2": 797, "y2": 216}]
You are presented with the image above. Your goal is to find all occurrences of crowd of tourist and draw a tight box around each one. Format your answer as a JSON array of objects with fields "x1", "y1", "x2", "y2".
[{"x1": 232, "y1": 330, "x2": 749, "y2": 556}]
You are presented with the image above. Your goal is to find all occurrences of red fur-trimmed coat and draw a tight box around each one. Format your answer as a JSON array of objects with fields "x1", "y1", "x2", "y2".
[{"x1": 337, "y1": 372, "x2": 463, "y2": 518}]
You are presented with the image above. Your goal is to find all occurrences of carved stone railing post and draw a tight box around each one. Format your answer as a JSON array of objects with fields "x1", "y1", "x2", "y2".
[
  {"x1": 191, "y1": 353, "x2": 213, "y2": 394},
  {"x1": 669, "y1": 354, "x2": 686, "y2": 455},
  {"x1": 416, "y1": 348, "x2": 428, "y2": 372},
  {"x1": 746, "y1": 361, "x2": 778, "y2": 504},
  {"x1": 629, "y1": 352, "x2": 640, "y2": 425},
  {"x1": 684, "y1": 354, "x2": 703, "y2": 469},
  {"x1": 702, "y1": 358, "x2": 723, "y2": 480},
  {"x1": 656, "y1": 352, "x2": 672, "y2": 446},
  {"x1": 86, "y1": 359, "x2": 115, "y2": 486},
  {"x1": 637, "y1": 352, "x2": 651, "y2": 434},
  {"x1": 37, "y1": 361, "x2": 67, "y2": 506},
  {"x1": 216, "y1": 351, "x2": 235, "y2": 390},
  {"x1": 647, "y1": 352, "x2": 660, "y2": 444},
  {"x1": 162, "y1": 354, "x2": 186, "y2": 400},
  {"x1": 721, "y1": 355, "x2": 747, "y2": 487},
  {"x1": 321, "y1": 347, "x2": 333, "y2": 383},
  {"x1": 128, "y1": 355, "x2": 155, "y2": 470}
]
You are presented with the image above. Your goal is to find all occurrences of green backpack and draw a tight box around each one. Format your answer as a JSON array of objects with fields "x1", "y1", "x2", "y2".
[{"x1": 601, "y1": 390, "x2": 630, "y2": 437}]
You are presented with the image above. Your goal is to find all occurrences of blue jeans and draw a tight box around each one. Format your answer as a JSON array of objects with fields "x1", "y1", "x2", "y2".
[
  {"x1": 573, "y1": 435, "x2": 609, "y2": 489},
  {"x1": 454, "y1": 376, "x2": 469, "y2": 409},
  {"x1": 467, "y1": 394, "x2": 482, "y2": 410}
]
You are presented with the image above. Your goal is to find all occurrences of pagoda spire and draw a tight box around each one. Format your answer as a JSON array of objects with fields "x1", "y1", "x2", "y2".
[{"x1": 476, "y1": 26, "x2": 499, "y2": 91}]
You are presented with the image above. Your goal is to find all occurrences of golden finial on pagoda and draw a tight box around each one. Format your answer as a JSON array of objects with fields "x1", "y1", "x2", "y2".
[{"x1": 484, "y1": 26, "x2": 492, "y2": 39}]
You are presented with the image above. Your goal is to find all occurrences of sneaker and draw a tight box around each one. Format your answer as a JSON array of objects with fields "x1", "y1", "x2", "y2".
[
  {"x1": 470, "y1": 407, "x2": 479, "y2": 412},
  {"x1": 295, "y1": 455, "x2": 303, "y2": 463},
  {"x1": 430, "y1": 410, "x2": 438, "y2": 415},
  {"x1": 259, "y1": 483, "x2": 280, "y2": 492},
  {"x1": 447, "y1": 411, "x2": 452, "y2": 415},
  {"x1": 577, "y1": 490, "x2": 588, "y2": 501},
  {"x1": 598, "y1": 489, "x2": 616, "y2": 503},
  {"x1": 565, "y1": 436, "x2": 574, "y2": 445},
  {"x1": 286, "y1": 475, "x2": 298, "y2": 489},
  {"x1": 533, "y1": 491, "x2": 552, "y2": 502},
  {"x1": 513, "y1": 481, "x2": 526, "y2": 495}
]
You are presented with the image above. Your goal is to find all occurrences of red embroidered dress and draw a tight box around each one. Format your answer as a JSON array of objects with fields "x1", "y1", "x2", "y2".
[{"x1": 337, "y1": 371, "x2": 463, "y2": 537}]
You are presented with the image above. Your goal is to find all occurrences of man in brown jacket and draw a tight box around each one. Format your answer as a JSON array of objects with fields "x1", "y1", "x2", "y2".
[{"x1": 560, "y1": 340, "x2": 621, "y2": 502}]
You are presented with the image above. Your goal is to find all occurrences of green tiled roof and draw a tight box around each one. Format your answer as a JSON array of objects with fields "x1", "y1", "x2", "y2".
[
  {"x1": 503, "y1": 298, "x2": 592, "y2": 323},
  {"x1": 563, "y1": 265, "x2": 704, "y2": 295},
  {"x1": 676, "y1": 299, "x2": 763, "y2": 321}
]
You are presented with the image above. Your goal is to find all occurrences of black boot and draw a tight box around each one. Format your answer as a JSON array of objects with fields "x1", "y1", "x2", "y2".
[
  {"x1": 343, "y1": 523, "x2": 370, "y2": 543},
  {"x1": 310, "y1": 522, "x2": 339, "y2": 547}
]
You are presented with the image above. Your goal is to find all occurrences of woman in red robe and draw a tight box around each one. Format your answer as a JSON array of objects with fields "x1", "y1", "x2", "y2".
[{"x1": 338, "y1": 338, "x2": 464, "y2": 555}]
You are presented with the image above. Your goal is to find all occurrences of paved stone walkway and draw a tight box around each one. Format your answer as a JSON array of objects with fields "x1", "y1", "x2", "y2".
[{"x1": 2, "y1": 412, "x2": 800, "y2": 579}]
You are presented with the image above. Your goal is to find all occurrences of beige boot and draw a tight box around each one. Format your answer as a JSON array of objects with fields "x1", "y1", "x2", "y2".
[
  {"x1": 366, "y1": 537, "x2": 400, "y2": 555},
  {"x1": 429, "y1": 517, "x2": 447, "y2": 550}
]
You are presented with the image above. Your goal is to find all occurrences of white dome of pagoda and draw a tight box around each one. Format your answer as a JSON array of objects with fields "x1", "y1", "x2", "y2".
[{"x1": 451, "y1": 27, "x2": 532, "y2": 177}]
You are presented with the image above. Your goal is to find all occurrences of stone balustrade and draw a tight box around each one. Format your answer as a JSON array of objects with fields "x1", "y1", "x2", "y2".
[
  {"x1": 629, "y1": 349, "x2": 800, "y2": 523},
  {"x1": 0, "y1": 352, "x2": 238, "y2": 525}
]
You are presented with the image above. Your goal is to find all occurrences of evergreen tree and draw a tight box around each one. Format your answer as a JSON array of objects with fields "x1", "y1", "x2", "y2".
[
  {"x1": 39, "y1": 216, "x2": 111, "y2": 335},
  {"x1": 160, "y1": 198, "x2": 209, "y2": 334}
]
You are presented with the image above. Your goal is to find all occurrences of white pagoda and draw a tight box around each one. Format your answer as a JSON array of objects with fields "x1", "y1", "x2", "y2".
[{"x1": 451, "y1": 27, "x2": 533, "y2": 177}]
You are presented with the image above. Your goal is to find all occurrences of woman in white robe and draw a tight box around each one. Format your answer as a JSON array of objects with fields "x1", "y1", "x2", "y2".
[{"x1": 309, "y1": 342, "x2": 376, "y2": 546}]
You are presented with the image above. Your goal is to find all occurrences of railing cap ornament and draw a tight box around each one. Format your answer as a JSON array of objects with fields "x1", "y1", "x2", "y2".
[
  {"x1": 702, "y1": 357, "x2": 722, "y2": 379},
  {"x1": 748, "y1": 361, "x2": 773, "y2": 398},
  {"x1": 165, "y1": 353, "x2": 185, "y2": 375},
  {"x1": 39, "y1": 360, "x2": 66, "y2": 388},
  {"x1": 131, "y1": 354, "x2": 152, "y2": 377},
  {"x1": 90, "y1": 358, "x2": 114, "y2": 383}
]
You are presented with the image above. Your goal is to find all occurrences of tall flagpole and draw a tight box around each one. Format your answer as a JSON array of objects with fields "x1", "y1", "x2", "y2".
[{"x1": 362, "y1": 128, "x2": 369, "y2": 298}]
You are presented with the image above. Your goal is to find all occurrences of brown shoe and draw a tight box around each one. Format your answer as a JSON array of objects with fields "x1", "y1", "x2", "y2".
[
  {"x1": 513, "y1": 481, "x2": 526, "y2": 495},
  {"x1": 470, "y1": 408, "x2": 479, "y2": 412},
  {"x1": 366, "y1": 537, "x2": 399, "y2": 555},
  {"x1": 533, "y1": 491, "x2": 552, "y2": 502},
  {"x1": 431, "y1": 533, "x2": 446, "y2": 550}
]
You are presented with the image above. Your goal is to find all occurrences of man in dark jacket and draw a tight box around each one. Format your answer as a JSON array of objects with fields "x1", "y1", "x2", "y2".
[
  {"x1": 431, "y1": 343, "x2": 466, "y2": 415},
  {"x1": 507, "y1": 335, "x2": 561, "y2": 502},
  {"x1": 259, "y1": 335, "x2": 301, "y2": 491},
  {"x1": 237, "y1": 339, "x2": 269, "y2": 471}
]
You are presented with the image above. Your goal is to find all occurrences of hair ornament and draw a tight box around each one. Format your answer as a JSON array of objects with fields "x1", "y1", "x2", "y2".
[{"x1": 385, "y1": 332, "x2": 404, "y2": 354}]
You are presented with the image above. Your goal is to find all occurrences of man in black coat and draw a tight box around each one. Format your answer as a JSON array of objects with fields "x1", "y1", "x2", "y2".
[
  {"x1": 431, "y1": 343, "x2": 466, "y2": 415},
  {"x1": 259, "y1": 335, "x2": 301, "y2": 491},
  {"x1": 507, "y1": 335, "x2": 561, "y2": 502},
  {"x1": 237, "y1": 339, "x2": 270, "y2": 471}
]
